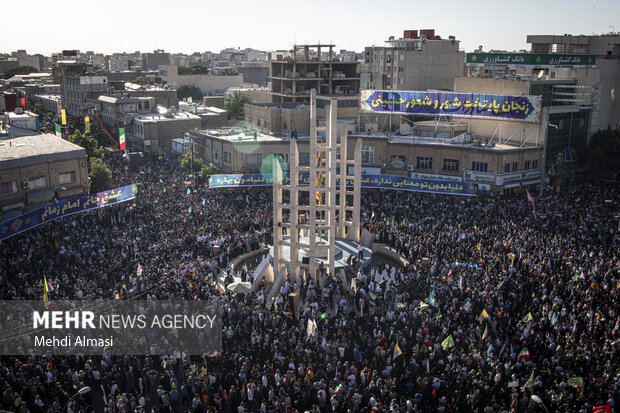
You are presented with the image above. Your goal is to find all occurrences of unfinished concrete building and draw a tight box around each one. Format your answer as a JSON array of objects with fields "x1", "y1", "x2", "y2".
[{"x1": 270, "y1": 44, "x2": 360, "y2": 103}]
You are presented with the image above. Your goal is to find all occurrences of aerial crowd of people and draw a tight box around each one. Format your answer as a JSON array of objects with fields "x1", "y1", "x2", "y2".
[{"x1": 0, "y1": 155, "x2": 618, "y2": 413}]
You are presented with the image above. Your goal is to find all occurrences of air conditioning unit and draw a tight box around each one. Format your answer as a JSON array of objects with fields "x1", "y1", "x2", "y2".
[{"x1": 22, "y1": 182, "x2": 30, "y2": 189}]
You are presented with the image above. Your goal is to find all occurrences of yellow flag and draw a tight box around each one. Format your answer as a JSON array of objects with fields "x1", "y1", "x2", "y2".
[
  {"x1": 84, "y1": 116, "x2": 90, "y2": 134},
  {"x1": 315, "y1": 151, "x2": 322, "y2": 206},
  {"x1": 393, "y1": 343, "x2": 402, "y2": 360},
  {"x1": 61, "y1": 109, "x2": 67, "y2": 126},
  {"x1": 479, "y1": 308, "x2": 490, "y2": 323},
  {"x1": 43, "y1": 275, "x2": 50, "y2": 309}
]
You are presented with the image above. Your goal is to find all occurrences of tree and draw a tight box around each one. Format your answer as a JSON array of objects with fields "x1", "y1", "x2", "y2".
[
  {"x1": 68, "y1": 130, "x2": 104, "y2": 159},
  {"x1": 88, "y1": 157, "x2": 112, "y2": 192},
  {"x1": 200, "y1": 163, "x2": 218, "y2": 180},
  {"x1": 177, "y1": 85, "x2": 203, "y2": 102},
  {"x1": 587, "y1": 126, "x2": 620, "y2": 179},
  {"x1": 179, "y1": 152, "x2": 205, "y2": 173},
  {"x1": 0, "y1": 65, "x2": 39, "y2": 79},
  {"x1": 178, "y1": 66, "x2": 210, "y2": 75},
  {"x1": 224, "y1": 91, "x2": 253, "y2": 120}
]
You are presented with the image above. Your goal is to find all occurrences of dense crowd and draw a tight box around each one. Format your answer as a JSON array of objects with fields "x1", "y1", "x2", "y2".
[{"x1": 0, "y1": 155, "x2": 618, "y2": 413}]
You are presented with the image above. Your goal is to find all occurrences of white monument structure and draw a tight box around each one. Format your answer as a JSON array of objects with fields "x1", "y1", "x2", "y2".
[{"x1": 271, "y1": 90, "x2": 363, "y2": 287}]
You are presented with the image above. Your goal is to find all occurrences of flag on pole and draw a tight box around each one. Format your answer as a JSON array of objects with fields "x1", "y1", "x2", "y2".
[
  {"x1": 517, "y1": 348, "x2": 530, "y2": 361},
  {"x1": 187, "y1": 187, "x2": 191, "y2": 195},
  {"x1": 592, "y1": 406, "x2": 612, "y2": 413},
  {"x1": 479, "y1": 308, "x2": 490, "y2": 323},
  {"x1": 418, "y1": 302, "x2": 430, "y2": 311},
  {"x1": 84, "y1": 116, "x2": 90, "y2": 134},
  {"x1": 61, "y1": 109, "x2": 67, "y2": 126},
  {"x1": 486, "y1": 344, "x2": 494, "y2": 358},
  {"x1": 43, "y1": 276, "x2": 50, "y2": 309},
  {"x1": 526, "y1": 191, "x2": 535, "y2": 213},
  {"x1": 393, "y1": 343, "x2": 402, "y2": 360},
  {"x1": 524, "y1": 369, "x2": 535, "y2": 388},
  {"x1": 441, "y1": 335, "x2": 455, "y2": 350},
  {"x1": 20, "y1": 97, "x2": 26, "y2": 107},
  {"x1": 446, "y1": 270, "x2": 453, "y2": 283},
  {"x1": 119, "y1": 128, "x2": 126, "y2": 150},
  {"x1": 482, "y1": 325, "x2": 488, "y2": 340},
  {"x1": 459, "y1": 275, "x2": 464, "y2": 290},
  {"x1": 201, "y1": 198, "x2": 206, "y2": 206},
  {"x1": 550, "y1": 312, "x2": 558, "y2": 327},
  {"x1": 137, "y1": 263, "x2": 143, "y2": 276},
  {"x1": 522, "y1": 312, "x2": 533, "y2": 323},
  {"x1": 428, "y1": 288, "x2": 436, "y2": 307},
  {"x1": 55, "y1": 123, "x2": 62, "y2": 136}
]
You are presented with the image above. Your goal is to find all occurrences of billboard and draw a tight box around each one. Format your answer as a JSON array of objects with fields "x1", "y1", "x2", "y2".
[
  {"x1": 209, "y1": 173, "x2": 477, "y2": 196},
  {"x1": 359, "y1": 90, "x2": 542, "y2": 122},
  {"x1": 0, "y1": 185, "x2": 137, "y2": 241},
  {"x1": 466, "y1": 53, "x2": 596, "y2": 67}
]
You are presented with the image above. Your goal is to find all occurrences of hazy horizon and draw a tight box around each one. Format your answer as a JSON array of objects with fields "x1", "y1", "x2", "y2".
[{"x1": 3, "y1": 0, "x2": 619, "y2": 56}]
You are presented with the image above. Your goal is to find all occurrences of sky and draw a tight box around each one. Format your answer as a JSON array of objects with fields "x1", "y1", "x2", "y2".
[{"x1": 3, "y1": 0, "x2": 619, "y2": 56}]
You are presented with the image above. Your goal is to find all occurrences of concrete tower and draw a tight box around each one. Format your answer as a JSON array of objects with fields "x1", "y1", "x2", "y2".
[{"x1": 272, "y1": 89, "x2": 362, "y2": 286}]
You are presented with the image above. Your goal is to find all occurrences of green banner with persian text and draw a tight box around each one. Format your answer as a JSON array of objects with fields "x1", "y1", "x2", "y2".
[{"x1": 466, "y1": 53, "x2": 596, "y2": 67}]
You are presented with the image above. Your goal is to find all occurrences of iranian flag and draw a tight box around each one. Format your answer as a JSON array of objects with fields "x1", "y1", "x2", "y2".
[
  {"x1": 518, "y1": 348, "x2": 530, "y2": 361},
  {"x1": 119, "y1": 128, "x2": 126, "y2": 150}
]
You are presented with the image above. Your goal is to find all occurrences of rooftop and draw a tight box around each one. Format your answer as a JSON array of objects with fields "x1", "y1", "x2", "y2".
[
  {"x1": 0, "y1": 134, "x2": 86, "y2": 169},
  {"x1": 198, "y1": 128, "x2": 284, "y2": 143},
  {"x1": 134, "y1": 110, "x2": 201, "y2": 123},
  {"x1": 353, "y1": 132, "x2": 540, "y2": 151}
]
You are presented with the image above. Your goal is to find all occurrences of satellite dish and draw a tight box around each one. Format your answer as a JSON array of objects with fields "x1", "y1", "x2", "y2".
[
  {"x1": 537, "y1": 70, "x2": 544, "y2": 79},
  {"x1": 399, "y1": 123, "x2": 411, "y2": 135}
]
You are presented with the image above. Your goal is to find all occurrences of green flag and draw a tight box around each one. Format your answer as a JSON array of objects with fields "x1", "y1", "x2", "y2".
[
  {"x1": 522, "y1": 312, "x2": 533, "y2": 323},
  {"x1": 441, "y1": 335, "x2": 455, "y2": 350},
  {"x1": 55, "y1": 124, "x2": 61, "y2": 136},
  {"x1": 524, "y1": 369, "x2": 535, "y2": 388},
  {"x1": 567, "y1": 377, "x2": 583, "y2": 388}
]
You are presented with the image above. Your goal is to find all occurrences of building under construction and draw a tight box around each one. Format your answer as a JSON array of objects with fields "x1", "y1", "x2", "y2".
[{"x1": 270, "y1": 44, "x2": 360, "y2": 103}]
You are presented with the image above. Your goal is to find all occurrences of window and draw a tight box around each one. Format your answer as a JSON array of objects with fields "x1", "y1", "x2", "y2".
[
  {"x1": 400, "y1": 54, "x2": 404, "y2": 61},
  {"x1": 59, "y1": 171, "x2": 76, "y2": 184},
  {"x1": 532, "y1": 159, "x2": 538, "y2": 169},
  {"x1": 416, "y1": 157, "x2": 432, "y2": 170},
  {"x1": 283, "y1": 122, "x2": 287, "y2": 131},
  {"x1": 0, "y1": 181, "x2": 17, "y2": 195},
  {"x1": 27, "y1": 176, "x2": 47, "y2": 189},
  {"x1": 524, "y1": 160, "x2": 531, "y2": 170},
  {"x1": 512, "y1": 162, "x2": 518, "y2": 172},
  {"x1": 276, "y1": 153, "x2": 289, "y2": 164},
  {"x1": 399, "y1": 78, "x2": 403, "y2": 85},
  {"x1": 361, "y1": 146, "x2": 375, "y2": 164},
  {"x1": 504, "y1": 163, "x2": 510, "y2": 173},
  {"x1": 579, "y1": 119, "x2": 584, "y2": 128},
  {"x1": 471, "y1": 162, "x2": 488, "y2": 172},
  {"x1": 389, "y1": 155, "x2": 407, "y2": 169},
  {"x1": 299, "y1": 153, "x2": 310, "y2": 166},
  {"x1": 213, "y1": 150, "x2": 220, "y2": 164},
  {"x1": 224, "y1": 152, "x2": 231, "y2": 163},
  {"x1": 442, "y1": 159, "x2": 459, "y2": 172},
  {"x1": 245, "y1": 154, "x2": 262, "y2": 165},
  {"x1": 257, "y1": 119, "x2": 261, "y2": 126}
]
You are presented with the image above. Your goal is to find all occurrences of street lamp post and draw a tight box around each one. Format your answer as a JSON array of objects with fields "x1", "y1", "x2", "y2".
[
  {"x1": 62, "y1": 386, "x2": 91, "y2": 413},
  {"x1": 531, "y1": 394, "x2": 550, "y2": 413}
]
